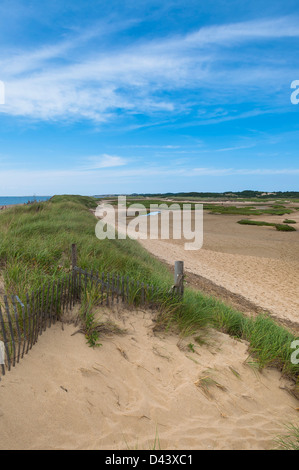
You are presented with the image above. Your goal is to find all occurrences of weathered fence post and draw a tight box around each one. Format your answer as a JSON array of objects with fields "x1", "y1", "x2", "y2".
[
  {"x1": 71, "y1": 244, "x2": 77, "y2": 270},
  {"x1": 174, "y1": 261, "x2": 184, "y2": 296}
]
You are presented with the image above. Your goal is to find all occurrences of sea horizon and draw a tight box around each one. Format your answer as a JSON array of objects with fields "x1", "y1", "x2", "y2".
[{"x1": 0, "y1": 196, "x2": 51, "y2": 206}]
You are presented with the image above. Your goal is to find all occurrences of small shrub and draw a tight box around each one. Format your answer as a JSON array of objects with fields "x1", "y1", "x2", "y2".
[
  {"x1": 275, "y1": 224, "x2": 296, "y2": 232},
  {"x1": 283, "y1": 219, "x2": 296, "y2": 224}
]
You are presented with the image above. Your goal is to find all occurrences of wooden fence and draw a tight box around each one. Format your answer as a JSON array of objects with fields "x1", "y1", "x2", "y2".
[
  {"x1": 0, "y1": 262, "x2": 184, "y2": 377},
  {"x1": 0, "y1": 271, "x2": 76, "y2": 377}
]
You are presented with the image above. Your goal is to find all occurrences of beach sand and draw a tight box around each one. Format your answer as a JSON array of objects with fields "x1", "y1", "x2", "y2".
[
  {"x1": 95, "y1": 201, "x2": 299, "y2": 328},
  {"x1": 0, "y1": 307, "x2": 298, "y2": 450},
  {"x1": 136, "y1": 209, "x2": 299, "y2": 329}
]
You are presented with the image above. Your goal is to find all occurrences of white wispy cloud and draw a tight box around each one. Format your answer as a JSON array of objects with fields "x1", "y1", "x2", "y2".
[
  {"x1": 83, "y1": 154, "x2": 128, "y2": 169},
  {"x1": 216, "y1": 144, "x2": 256, "y2": 152},
  {"x1": 177, "y1": 16, "x2": 299, "y2": 46},
  {"x1": 191, "y1": 168, "x2": 299, "y2": 176},
  {"x1": 118, "y1": 144, "x2": 181, "y2": 149},
  {"x1": 0, "y1": 16, "x2": 298, "y2": 123},
  {"x1": 1, "y1": 165, "x2": 298, "y2": 182}
]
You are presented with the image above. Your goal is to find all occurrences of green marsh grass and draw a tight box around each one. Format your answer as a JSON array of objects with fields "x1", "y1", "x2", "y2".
[
  {"x1": 275, "y1": 224, "x2": 296, "y2": 232},
  {"x1": 237, "y1": 219, "x2": 296, "y2": 232},
  {"x1": 113, "y1": 199, "x2": 294, "y2": 217},
  {"x1": 205, "y1": 205, "x2": 293, "y2": 216},
  {"x1": 283, "y1": 219, "x2": 296, "y2": 224}
]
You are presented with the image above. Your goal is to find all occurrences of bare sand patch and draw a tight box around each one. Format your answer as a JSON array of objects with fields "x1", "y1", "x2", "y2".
[
  {"x1": 137, "y1": 210, "x2": 299, "y2": 327},
  {"x1": 95, "y1": 201, "x2": 299, "y2": 326},
  {"x1": 0, "y1": 307, "x2": 298, "y2": 450}
]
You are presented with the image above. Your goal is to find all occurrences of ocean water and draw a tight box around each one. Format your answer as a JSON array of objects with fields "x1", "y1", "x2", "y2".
[
  {"x1": 140, "y1": 211, "x2": 161, "y2": 217},
  {"x1": 0, "y1": 196, "x2": 51, "y2": 206}
]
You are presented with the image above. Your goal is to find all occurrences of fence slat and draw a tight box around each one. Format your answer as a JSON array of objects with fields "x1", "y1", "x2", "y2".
[
  {"x1": 40, "y1": 286, "x2": 45, "y2": 335},
  {"x1": 36, "y1": 289, "x2": 41, "y2": 341},
  {"x1": 0, "y1": 306, "x2": 10, "y2": 372},
  {"x1": 78, "y1": 269, "x2": 82, "y2": 302},
  {"x1": 95, "y1": 272, "x2": 99, "y2": 300},
  {"x1": 16, "y1": 296, "x2": 27, "y2": 359},
  {"x1": 62, "y1": 277, "x2": 67, "y2": 315},
  {"x1": 106, "y1": 273, "x2": 110, "y2": 306},
  {"x1": 72, "y1": 268, "x2": 77, "y2": 307},
  {"x1": 50, "y1": 282, "x2": 55, "y2": 325},
  {"x1": 11, "y1": 296, "x2": 22, "y2": 364},
  {"x1": 30, "y1": 291, "x2": 35, "y2": 349},
  {"x1": 121, "y1": 276, "x2": 125, "y2": 303},
  {"x1": 84, "y1": 269, "x2": 88, "y2": 293},
  {"x1": 116, "y1": 275, "x2": 120, "y2": 303},
  {"x1": 34, "y1": 290, "x2": 40, "y2": 345},
  {"x1": 56, "y1": 280, "x2": 61, "y2": 323},
  {"x1": 70, "y1": 273, "x2": 74, "y2": 311},
  {"x1": 4, "y1": 296, "x2": 16, "y2": 368},
  {"x1": 60, "y1": 278, "x2": 64, "y2": 319},
  {"x1": 90, "y1": 269, "x2": 94, "y2": 290},
  {"x1": 0, "y1": 261, "x2": 178, "y2": 375},
  {"x1": 69, "y1": 273, "x2": 73, "y2": 308},
  {"x1": 26, "y1": 293, "x2": 32, "y2": 354},
  {"x1": 111, "y1": 274, "x2": 115, "y2": 304},
  {"x1": 127, "y1": 278, "x2": 130, "y2": 303}
]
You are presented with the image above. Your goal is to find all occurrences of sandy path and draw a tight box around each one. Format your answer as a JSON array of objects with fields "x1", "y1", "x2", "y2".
[
  {"x1": 136, "y1": 210, "x2": 299, "y2": 326},
  {"x1": 95, "y1": 203, "x2": 299, "y2": 326},
  {"x1": 140, "y1": 238, "x2": 299, "y2": 326},
  {"x1": 0, "y1": 307, "x2": 298, "y2": 450}
]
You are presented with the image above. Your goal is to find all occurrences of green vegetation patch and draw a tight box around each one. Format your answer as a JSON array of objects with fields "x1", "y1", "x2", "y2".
[
  {"x1": 50, "y1": 194, "x2": 100, "y2": 209},
  {"x1": 283, "y1": 219, "x2": 297, "y2": 224},
  {"x1": 105, "y1": 199, "x2": 294, "y2": 217},
  {"x1": 205, "y1": 204, "x2": 293, "y2": 216},
  {"x1": 238, "y1": 219, "x2": 296, "y2": 232},
  {"x1": 0, "y1": 196, "x2": 172, "y2": 297}
]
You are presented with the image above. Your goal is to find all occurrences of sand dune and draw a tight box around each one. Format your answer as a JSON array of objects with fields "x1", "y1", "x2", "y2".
[
  {"x1": 1, "y1": 204, "x2": 297, "y2": 450},
  {"x1": 0, "y1": 307, "x2": 298, "y2": 450}
]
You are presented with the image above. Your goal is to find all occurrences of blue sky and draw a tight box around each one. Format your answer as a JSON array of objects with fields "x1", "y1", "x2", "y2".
[{"x1": 0, "y1": 0, "x2": 298, "y2": 195}]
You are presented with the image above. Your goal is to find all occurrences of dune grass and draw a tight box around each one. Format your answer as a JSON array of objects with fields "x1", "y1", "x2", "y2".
[
  {"x1": 0, "y1": 195, "x2": 298, "y2": 382},
  {"x1": 275, "y1": 425, "x2": 299, "y2": 450},
  {"x1": 0, "y1": 196, "x2": 173, "y2": 298}
]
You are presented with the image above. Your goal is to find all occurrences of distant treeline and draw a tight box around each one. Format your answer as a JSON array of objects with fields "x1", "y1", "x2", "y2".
[{"x1": 95, "y1": 191, "x2": 299, "y2": 199}]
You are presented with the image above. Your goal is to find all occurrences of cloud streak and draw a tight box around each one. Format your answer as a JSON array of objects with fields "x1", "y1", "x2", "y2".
[
  {"x1": 83, "y1": 154, "x2": 128, "y2": 169},
  {"x1": 0, "y1": 16, "x2": 298, "y2": 124}
]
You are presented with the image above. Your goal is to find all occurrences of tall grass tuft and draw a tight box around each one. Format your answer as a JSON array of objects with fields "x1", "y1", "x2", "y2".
[{"x1": 275, "y1": 425, "x2": 299, "y2": 450}]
